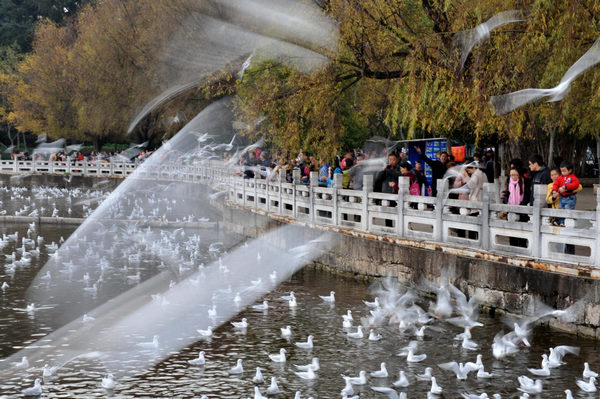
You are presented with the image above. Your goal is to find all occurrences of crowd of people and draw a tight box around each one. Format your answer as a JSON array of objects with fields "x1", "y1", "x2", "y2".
[
  {"x1": 12, "y1": 149, "x2": 154, "y2": 163},
  {"x1": 230, "y1": 145, "x2": 582, "y2": 218}
]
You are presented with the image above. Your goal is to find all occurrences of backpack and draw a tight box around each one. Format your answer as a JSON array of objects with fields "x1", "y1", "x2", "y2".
[{"x1": 409, "y1": 182, "x2": 420, "y2": 195}]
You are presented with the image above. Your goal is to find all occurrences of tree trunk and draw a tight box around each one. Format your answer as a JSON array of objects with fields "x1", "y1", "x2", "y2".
[
  {"x1": 596, "y1": 135, "x2": 600, "y2": 181},
  {"x1": 547, "y1": 127, "x2": 555, "y2": 168}
]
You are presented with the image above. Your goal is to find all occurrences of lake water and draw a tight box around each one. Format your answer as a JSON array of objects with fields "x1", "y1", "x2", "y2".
[{"x1": 0, "y1": 183, "x2": 598, "y2": 398}]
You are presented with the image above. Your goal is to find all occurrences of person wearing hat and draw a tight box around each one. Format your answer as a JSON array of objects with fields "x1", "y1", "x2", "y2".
[{"x1": 464, "y1": 161, "x2": 485, "y2": 202}]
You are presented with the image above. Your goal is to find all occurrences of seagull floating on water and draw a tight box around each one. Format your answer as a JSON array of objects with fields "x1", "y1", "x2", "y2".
[
  {"x1": 251, "y1": 300, "x2": 269, "y2": 311},
  {"x1": 341, "y1": 370, "x2": 367, "y2": 385},
  {"x1": 416, "y1": 367, "x2": 433, "y2": 381},
  {"x1": 137, "y1": 335, "x2": 159, "y2": 349},
  {"x1": 231, "y1": 318, "x2": 248, "y2": 329},
  {"x1": 576, "y1": 376, "x2": 597, "y2": 393},
  {"x1": 369, "y1": 329, "x2": 382, "y2": 341},
  {"x1": 584, "y1": 362, "x2": 598, "y2": 379},
  {"x1": 252, "y1": 367, "x2": 264, "y2": 383},
  {"x1": 295, "y1": 367, "x2": 317, "y2": 380},
  {"x1": 528, "y1": 354, "x2": 550, "y2": 376},
  {"x1": 101, "y1": 374, "x2": 116, "y2": 389},
  {"x1": 269, "y1": 348, "x2": 286, "y2": 362},
  {"x1": 370, "y1": 362, "x2": 389, "y2": 378},
  {"x1": 15, "y1": 356, "x2": 29, "y2": 369},
  {"x1": 266, "y1": 377, "x2": 280, "y2": 395},
  {"x1": 295, "y1": 357, "x2": 319, "y2": 372},
  {"x1": 227, "y1": 359, "x2": 243, "y2": 374},
  {"x1": 364, "y1": 297, "x2": 380, "y2": 308},
  {"x1": 430, "y1": 376, "x2": 443, "y2": 394},
  {"x1": 518, "y1": 375, "x2": 543, "y2": 394},
  {"x1": 295, "y1": 335, "x2": 314, "y2": 349},
  {"x1": 393, "y1": 370, "x2": 410, "y2": 387},
  {"x1": 281, "y1": 325, "x2": 292, "y2": 337},
  {"x1": 346, "y1": 326, "x2": 363, "y2": 339},
  {"x1": 42, "y1": 363, "x2": 59, "y2": 377},
  {"x1": 188, "y1": 351, "x2": 206, "y2": 366},
  {"x1": 319, "y1": 291, "x2": 335, "y2": 302},
  {"x1": 21, "y1": 378, "x2": 42, "y2": 396},
  {"x1": 371, "y1": 386, "x2": 406, "y2": 399},
  {"x1": 197, "y1": 326, "x2": 213, "y2": 337}
]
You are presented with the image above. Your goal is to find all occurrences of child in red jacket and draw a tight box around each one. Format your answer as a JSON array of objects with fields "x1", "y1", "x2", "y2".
[{"x1": 551, "y1": 160, "x2": 579, "y2": 226}]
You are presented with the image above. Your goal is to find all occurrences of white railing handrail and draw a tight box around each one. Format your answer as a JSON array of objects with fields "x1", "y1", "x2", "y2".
[{"x1": 2, "y1": 158, "x2": 599, "y2": 268}]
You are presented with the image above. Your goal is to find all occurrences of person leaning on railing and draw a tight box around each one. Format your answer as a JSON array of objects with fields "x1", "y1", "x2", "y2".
[{"x1": 551, "y1": 160, "x2": 580, "y2": 227}]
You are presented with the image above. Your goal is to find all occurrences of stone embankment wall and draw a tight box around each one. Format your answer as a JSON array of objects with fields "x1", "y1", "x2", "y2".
[{"x1": 220, "y1": 202, "x2": 600, "y2": 339}]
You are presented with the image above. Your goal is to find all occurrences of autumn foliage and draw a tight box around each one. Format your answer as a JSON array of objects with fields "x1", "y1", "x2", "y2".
[{"x1": 3, "y1": 0, "x2": 600, "y2": 159}]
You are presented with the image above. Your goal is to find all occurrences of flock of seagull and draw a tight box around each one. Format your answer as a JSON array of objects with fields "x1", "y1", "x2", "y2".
[
  {"x1": 109, "y1": 275, "x2": 593, "y2": 399},
  {"x1": 0, "y1": 176, "x2": 596, "y2": 399}
]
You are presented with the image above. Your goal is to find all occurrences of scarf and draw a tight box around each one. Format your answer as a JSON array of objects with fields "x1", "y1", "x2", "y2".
[{"x1": 507, "y1": 178, "x2": 523, "y2": 205}]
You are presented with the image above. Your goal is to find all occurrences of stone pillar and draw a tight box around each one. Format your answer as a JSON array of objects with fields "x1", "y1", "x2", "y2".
[
  {"x1": 292, "y1": 169, "x2": 301, "y2": 218},
  {"x1": 310, "y1": 171, "x2": 319, "y2": 223},
  {"x1": 362, "y1": 174, "x2": 373, "y2": 231},
  {"x1": 333, "y1": 174, "x2": 343, "y2": 225},
  {"x1": 278, "y1": 169, "x2": 285, "y2": 215},
  {"x1": 596, "y1": 189, "x2": 600, "y2": 268},
  {"x1": 242, "y1": 174, "x2": 247, "y2": 207},
  {"x1": 397, "y1": 176, "x2": 409, "y2": 237},
  {"x1": 333, "y1": 174, "x2": 343, "y2": 188},
  {"x1": 531, "y1": 184, "x2": 545, "y2": 258},
  {"x1": 292, "y1": 169, "x2": 301, "y2": 185},
  {"x1": 481, "y1": 183, "x2": 496, "y2": 251},
  {"x1": 253, "y1": 174, "x2": 259, "y2": 209},
  {"x1": 433, "y1": 178, "x2": 446, "y2": 242}
]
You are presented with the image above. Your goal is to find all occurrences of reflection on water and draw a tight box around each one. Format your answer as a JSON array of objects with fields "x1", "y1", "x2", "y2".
[{"x1": 0, "y1": 209, "x2": 598, "y2": 398}]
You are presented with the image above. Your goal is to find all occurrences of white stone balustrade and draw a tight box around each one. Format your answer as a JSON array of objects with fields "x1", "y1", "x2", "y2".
[{"x1": 2, "y1": 159, "x2": 600, "y2": 268}]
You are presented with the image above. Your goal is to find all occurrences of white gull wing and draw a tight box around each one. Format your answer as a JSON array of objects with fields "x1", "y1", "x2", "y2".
[
  {"x1": 491, "y1": 36, "x2": 600, "y2": 114},
  {"x1": 458, "y1": 10, "x2": 527, "y2": 69}
]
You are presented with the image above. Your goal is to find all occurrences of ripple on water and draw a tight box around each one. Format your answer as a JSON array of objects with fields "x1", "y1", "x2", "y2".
[{"x1": 2, "y1": 223, "x2": 600, "y2": 398}]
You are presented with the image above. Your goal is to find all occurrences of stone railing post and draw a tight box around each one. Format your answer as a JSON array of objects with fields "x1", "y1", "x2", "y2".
[
  {"x1": 397, "y1": 176, "x2": 409, "y2": 238},
  {"x1": 242, "y1": 174, "x2": 247, "y2": 207},
  {"x1": 362, "y1": 174, "x2": 374, "y2": 231},
  {"x1": 333, "y1": 174, "x2": 343, "y2": 225},
  {"x1": 278, "y1": 169, "x2": 285, "y2": 215},
  {"x1": 531, "y1": 184, "x2": 544, "y2": 258},
  {"x1": 595, "y1": 189, "x2": 600, "y2": 268},
  {"x1": 481, "y1": 183, "x2": 496, "y2": 251},
  {"x1": 253, "y1": 174, "x2": 259, "y2": 209},
  {"x1": 433, "y1": 178, "x2": 446, "y2": 242},
  {"x1": 309, "y1": 171, "x2": 319, "y2": 223},
  {"x1": 292, "y1": 169, "x2": 301, "y2": 218}
]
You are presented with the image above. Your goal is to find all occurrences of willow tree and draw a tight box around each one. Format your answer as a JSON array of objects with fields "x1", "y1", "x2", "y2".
[
  {"x1": 236, "y1": 0, "x2": 600, "y2": 169},
  {"x1": 7, "y1": 0, "x2": 199, "y2": 148}
]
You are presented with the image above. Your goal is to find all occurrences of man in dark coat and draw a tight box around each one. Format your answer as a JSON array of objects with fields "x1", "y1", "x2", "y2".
[
  {"x1": 414, "y1": 146, "x2": 448, "y2": 197},
  {"x1": 375, "y1": 152, "x2": 400, "y2": 193},
  {"x1": 527, "y1": 154, "x2": 552, "y2": 205}
]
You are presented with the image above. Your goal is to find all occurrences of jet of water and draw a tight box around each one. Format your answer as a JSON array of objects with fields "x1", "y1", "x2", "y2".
[
  {"x1": 127, "y1": 0, "x2": 338, "y2": 133},
  {"x1": 0, "y1": 225, "x2": 336, "y2": 378}
]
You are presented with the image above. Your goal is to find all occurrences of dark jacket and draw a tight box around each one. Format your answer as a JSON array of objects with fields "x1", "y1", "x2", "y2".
[
  {"x1": 419, "y1": 153, "x2": 446, "y2": 196},
  {"x1": 375, "y1": 164, "x2": 400, "y2": 194},
  {"x1": 528, "y1": 166, "x2": 552, "y2": 205}
]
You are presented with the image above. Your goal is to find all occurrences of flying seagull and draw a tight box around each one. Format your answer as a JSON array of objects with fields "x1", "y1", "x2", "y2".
[
  {"x1": 457, "y1": 10, "x2": 527, "y2": 70},
  {"x1": 491, "y1": 36, "x2": 600, "y2": 115}
]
